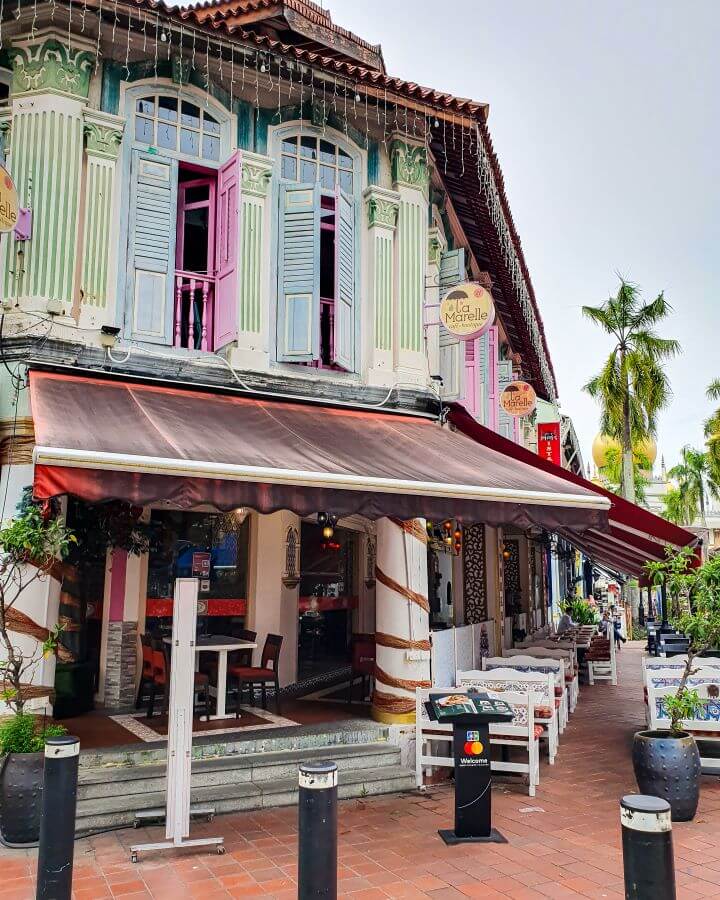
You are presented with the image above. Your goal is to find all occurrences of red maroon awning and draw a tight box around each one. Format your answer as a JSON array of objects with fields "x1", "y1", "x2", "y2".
[
  {"x1": 449, "y1": 406, "x2": 699, "y2": 577},
  {"x1": 29, "y1": 370, "x2": 609, "y2": 531}
]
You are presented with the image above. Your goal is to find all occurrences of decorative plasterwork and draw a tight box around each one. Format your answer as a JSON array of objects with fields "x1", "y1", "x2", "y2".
[
  {"x1": 84, "y1": 123, "x2": 122, "y2": 160},
  {"x1": 9, "y1": 39, "x2": 94, "y2": 99},
  {"x1": 427, "y1": 226, "x2": 444, "y2": 267},
  {"x1": 364, "y1": 186, "x2": 400, "y2": 230},
  {"x1": 0, "y1": 112, "x2": 11, "y2": 156},
  {"x1": 242, "y1": 160, "x2": 272, "y2": 197},
  {"x1": 390, "y1": 139, "x2": 429, "y2": 192},
  {"x1": 367, "y1": 198, "x2": 398, "y2": 229}
]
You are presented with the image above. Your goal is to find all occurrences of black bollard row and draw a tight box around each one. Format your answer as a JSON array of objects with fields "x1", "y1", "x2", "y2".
[
  {"x1": 298, "y1": 760, "x2": 338, "y2": 899},
  {"x1": 36, "y1": 736, "x2": 80, "y2": 900},
  {"x1": 621, "y1": 794, "x2": 676, "y2": 900}
]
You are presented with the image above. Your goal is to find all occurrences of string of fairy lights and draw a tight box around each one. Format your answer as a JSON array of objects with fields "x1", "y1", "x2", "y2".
[{"x1": 3, "y1": 0, "x2": 555, "y2": 401}]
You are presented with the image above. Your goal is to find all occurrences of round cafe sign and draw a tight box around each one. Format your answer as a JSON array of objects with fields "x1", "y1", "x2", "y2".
[
  {"x1": 499, "y1": 381, "x2": 537, "y2": 417},
  {"x1": 0, "y1": 166, "x2": 18, "y2": 233},
  {"x1": 439, "y1": 282, "x2": 495, "y2": 340}
]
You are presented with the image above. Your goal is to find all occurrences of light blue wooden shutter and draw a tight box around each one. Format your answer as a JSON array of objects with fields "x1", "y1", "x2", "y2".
[
  {"x1": 497, "y1": 360, "x2": 515, "y2": 440},
  {"x1": 438, "y1": 248, "x2": 466, "y2": 401},
  {"x1": 126, "y1": 150, "x2": 178, "y2": 345},
  {"x1": 277, "y1": 182, "x2": 320, "y2": 362},
  {"x1": 333, "y1": 188, "x2": 355, "y2": 371}
]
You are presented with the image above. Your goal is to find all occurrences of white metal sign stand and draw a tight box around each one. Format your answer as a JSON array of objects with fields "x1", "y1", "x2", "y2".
[{"x1": 130, "y1": 578, "x2": 225, "y2": 861}]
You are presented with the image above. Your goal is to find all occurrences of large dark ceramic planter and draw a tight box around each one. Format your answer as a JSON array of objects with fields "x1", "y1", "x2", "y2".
[
  {"x1": 0, "y1": 752, "x2": 44, "y2": 847},
  {"x1": 632, "y1": 729, "x2": 701, "y2": 821}
]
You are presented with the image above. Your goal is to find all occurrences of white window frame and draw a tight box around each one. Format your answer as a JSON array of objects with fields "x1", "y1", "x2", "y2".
[
  {"x1": 269, "y1": 121, "x2": 365, "y2": 375},
  {"x1": 121, "y1": 79, "x2": 234, "y2": 168}
]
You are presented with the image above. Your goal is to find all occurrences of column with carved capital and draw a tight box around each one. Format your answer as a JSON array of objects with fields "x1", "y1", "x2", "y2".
[
  {"x1": 363, "y1": 186, "x2": 399, "y2": 385},
  {"x1": 391, "y1": 139, "x2": 430, "y2": 385},
  {"x1": 80, "y1": 111, "x2": 124, "y2": 317},
  {"x1": 227, "y1": 150, "x2": 273, "y2": 371},
  {"x1": 371, "y1": 517, "x2": 431, "y2": 725},
  {"x1": 2, "y1": 35, "x2": 95, "y2": 308}
]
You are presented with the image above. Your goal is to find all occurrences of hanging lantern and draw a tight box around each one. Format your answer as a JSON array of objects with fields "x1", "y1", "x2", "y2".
[
  {"x1": 317, "y1": 512, "x2": 328, "y2": 526},
  {"x1": 453, "y1": 529, "x2": 462, "y2": 541},
  {"x1": 322, "y1": 525, "x2": 334, "y2": 539},
  {"x1": 502, "y1": 545, "x2": 511, "y2": 560}
]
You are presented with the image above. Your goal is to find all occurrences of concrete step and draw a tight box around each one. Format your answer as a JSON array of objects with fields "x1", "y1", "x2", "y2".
[
  {"x1": 78, "y1": 721, "x2": 389, "y2": 770},
  {"x1": 75, "y1": 765, "x2": 416, "y2": 834},
  {"x1": 77, "y1": 742, "x2": 403, "y2": 799}
]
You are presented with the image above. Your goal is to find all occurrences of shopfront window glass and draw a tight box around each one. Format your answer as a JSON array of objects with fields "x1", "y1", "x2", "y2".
[{"x1": 146, "y1": 510, "x2": 249, "y2": 629}]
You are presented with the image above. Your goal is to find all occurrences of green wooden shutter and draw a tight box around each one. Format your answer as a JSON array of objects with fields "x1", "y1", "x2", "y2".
[
  {"x1": 277, "y1": 182, "x2": 321, "y2": 362},
  {"x1": 333, "y1": 188, "x2": 355, "y2": 371},
  {"x1": 126, "y1": 150, "x2": 178, "y2": 345},
  {"x1": 438, "y1": 248, "x2": 466, "y2": 401}
]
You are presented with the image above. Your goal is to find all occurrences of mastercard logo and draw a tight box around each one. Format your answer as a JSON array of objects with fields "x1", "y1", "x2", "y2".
[{"x1": 463, "y1": 740, "x2": 484, "y2": 756}]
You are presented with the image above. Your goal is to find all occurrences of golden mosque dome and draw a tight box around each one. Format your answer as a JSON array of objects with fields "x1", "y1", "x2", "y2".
[{"x1": 591, "y1": 433, "x2": 657, "y2": 470}]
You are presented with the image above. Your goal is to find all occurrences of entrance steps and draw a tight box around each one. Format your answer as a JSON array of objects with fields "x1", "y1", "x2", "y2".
[{"x1": 75, "y1": 722, "x2": 415, "y2": 833}]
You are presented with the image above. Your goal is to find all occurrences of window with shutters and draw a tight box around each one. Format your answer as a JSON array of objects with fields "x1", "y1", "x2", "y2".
[
  {"x1": 124, "y1": 85, "x2": 237, "y2": 352},
  {"x1": 275, "y1": 128, "x2": 359, "y2": 371}
]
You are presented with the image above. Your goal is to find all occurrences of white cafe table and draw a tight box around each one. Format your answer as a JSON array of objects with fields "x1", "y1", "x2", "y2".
[{"x1": 164, "y1": 635, "x2": 257, "y2": 720}]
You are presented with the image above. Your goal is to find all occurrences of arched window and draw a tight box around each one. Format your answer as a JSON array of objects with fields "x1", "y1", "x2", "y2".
[
  {"x1": 134, "y1": 94, "x2": 221, "y2": 162},
  {"x1": 279, "y1": 135, "x2": 354, "y2": 193},
  {"x1": 274, "y1": 126, "x2": 360, "y2": 372}
]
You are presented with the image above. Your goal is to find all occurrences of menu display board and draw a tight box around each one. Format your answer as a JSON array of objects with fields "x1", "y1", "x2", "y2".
[{"x1": 430, "y1": 692, "x2": 513, "y2": 722}]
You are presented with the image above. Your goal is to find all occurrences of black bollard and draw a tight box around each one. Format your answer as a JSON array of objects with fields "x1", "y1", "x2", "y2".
[
  {"x1": 298, "y1": 760, "x2": 338, "y2": 899},
  {"x1": 621, "y1": 795, "x2": 676, "y2": 900},
  {"x1": 36, "y1": 736, "x2": 80, "y2": 900}
]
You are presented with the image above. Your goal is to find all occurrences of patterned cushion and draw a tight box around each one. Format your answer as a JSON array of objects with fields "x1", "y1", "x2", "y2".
[
  {"x1": 554, "y1": 686, "x2": 563, "y2": 697},
  {"x1": 533, "y1": 724, "x2": 544, "y2": 740},
  {"x1": 536, "y1": 706, "x2": 552, "y2": 719}
]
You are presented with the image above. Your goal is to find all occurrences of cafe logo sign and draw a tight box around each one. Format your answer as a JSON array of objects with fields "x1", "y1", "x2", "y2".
[
  {"x1": 0, "y1": 166, "x2": 18, "y2": 233},
  {"x1": 500, "y1": 381, "x2": 537, "y2": 417},
  {"x1": 439, "y1": 282, "x2": 495, "y2": 340}
]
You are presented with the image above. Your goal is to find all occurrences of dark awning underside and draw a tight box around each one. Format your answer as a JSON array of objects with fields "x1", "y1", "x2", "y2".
[{"x1": 30, "y1": 371, "x2": 609, "y2": 531}]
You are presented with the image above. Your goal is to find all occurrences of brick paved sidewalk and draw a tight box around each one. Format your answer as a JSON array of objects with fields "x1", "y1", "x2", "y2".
[{"x1": 4, "y1": 643, "x2": 720, "y2": 899}]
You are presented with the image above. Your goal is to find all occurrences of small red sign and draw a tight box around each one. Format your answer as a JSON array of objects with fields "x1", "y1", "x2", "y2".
[{"x1": 537, "y1": 422, "x2": 561, "y2": 466}]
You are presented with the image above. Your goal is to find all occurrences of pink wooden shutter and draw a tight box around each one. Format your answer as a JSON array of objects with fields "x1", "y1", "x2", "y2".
[
  {"x1": 213, "y1": 150, "x2": 241, "y2": 350},
  {"x1": 487, "y1": 326, "x2": 499, "y2": 432},
  {"x1": 463, "y1": 338, "x2": 480, "y2": 419}
]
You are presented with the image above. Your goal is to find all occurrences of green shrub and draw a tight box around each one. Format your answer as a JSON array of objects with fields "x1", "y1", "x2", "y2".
[
  {"x1": 0, "y1": 713, "x2": 66, "y2": 754},
  {"x1": 561, "y1": 598, "x2": 598, "y2": 626}
]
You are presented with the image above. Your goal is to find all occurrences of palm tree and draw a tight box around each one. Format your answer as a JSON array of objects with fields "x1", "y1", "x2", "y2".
[
  {"x1": 668, "y1": 446, "x2": 719, "y2": 527},
  {"x1": 599, "y1": 446, "x2": 650, "y2": 506},
  {"x1": 583, "y1": 279, "x2": 680, "y2": 503},
  {"x1": 705, "y1": 379, "x2": 720, "y2": 484},
  {"x1": 661, "y1": 486, "x2": 695, "y2": 526}
]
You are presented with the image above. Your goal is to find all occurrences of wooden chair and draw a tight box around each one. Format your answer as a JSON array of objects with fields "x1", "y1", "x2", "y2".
[
  {"x1": 231, "y1": 634, "x2": 283, "y2": 715},
  {"x1": 135, "y1": 633, "x2": 155, "y2": 710},
  {"x1": 347, "y1": 633, "x2": 375, "y2": 705},
  {"x1": 147, "y1": 640, "x2": 212, "y2": 721}
]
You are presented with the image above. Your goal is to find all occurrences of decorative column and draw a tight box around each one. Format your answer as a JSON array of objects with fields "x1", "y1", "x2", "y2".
[
  {"x1": 227, "y1": 150, "x2": 273, "y2": 371},
  {"x1": 425, "y1": 225, "x2": 444, "y2": 382},
  {"x1": 99, "y1": 547, "x2": 147, "y2": 711},
  {"x1": 79, "y1": 112, "x2": 124, "y2": 314},
  {"x1": 371, "y1": 517, "x2": 431, "y2": 724},
  {"x1": 363, "y1": 186, "x2": 399, "y2": 386},
  {"x1": 391, "y1": 139, "x2": 429, "y2": 384},
  {"x1": 3, "y1": 36, "x2": 94, "y2": 307}
]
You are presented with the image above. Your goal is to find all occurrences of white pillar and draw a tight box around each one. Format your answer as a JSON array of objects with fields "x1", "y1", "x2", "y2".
[
  {"x1": 371, "y1": 517, "x2": 431, "y2": 724},
  {"x1": 246, "y1": 510, "x2": 299, "y2": 687}
]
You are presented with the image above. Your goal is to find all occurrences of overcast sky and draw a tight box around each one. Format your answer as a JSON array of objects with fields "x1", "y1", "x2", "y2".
[{"x1": 326, "y1": 0, "x2": 718, "y2": 474}]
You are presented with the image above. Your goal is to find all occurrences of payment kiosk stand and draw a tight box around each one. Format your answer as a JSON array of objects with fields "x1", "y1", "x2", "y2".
[{"x1": 425, "y1": 692, "x2": 515, "y2": 845}]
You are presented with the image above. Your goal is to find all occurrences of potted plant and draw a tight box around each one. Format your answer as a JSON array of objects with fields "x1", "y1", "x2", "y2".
[
  {"x1": 0, "y1": 492, "x2": 74, "y2": 847},
  {"x1": 561, "y1": 597, "x2": 598, "y2": 626},
  {"x1": 633, "y1": 549, "x2": 720, "y2": 821}
]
